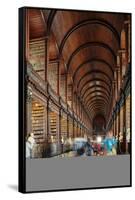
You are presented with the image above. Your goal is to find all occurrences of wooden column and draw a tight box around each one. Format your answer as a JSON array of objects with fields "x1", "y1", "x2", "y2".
[
  {"x1": 57, "y1": 60, "x2": 60, "y2": 96},
  {"x1": 73, "y1": 118, "x2": 75, "y2": 138},
  {"x1": 46, "y1": 97, "x2": 50, "y2": 141},
  {"x1": 79, "y1": 125, "x2": 81, "y2": 137},
  {"x1": 116, "y1": 54, "x2": 121, "y2": 97},
  {"x1": 80, "y1": 125, "x2": 81, "y2": 137},
  {"x1": 67, "y1": 114, "x2": 69, "y2": 138},
  {"x1": 116, "y1": 67, "x2": 119, "y2": 99},
  {"x1": 45, "y1": 37, "x2": 49, "y2": 82},
  {"x1": 124, "y1": 20, "x2": 131, "y2": 64},
  {"x1": 58, "y1": 109, "x2": 61, "y2": 143},
  {"x1": 117, "y1": 102, "x2": 121, "y2": 154},
  {"x1": 122, "y1": 90, "x2": 127, "y2": 153},
  {"x1": 75, "y1": 94, "x2": 77, "y2": 115},
  {"x1": 76, "y1": 96, "x2": 78, "y2": 116},
  {"x1": 119, "y1": 49, "x2": 127, "y2": 82},
  {"x1": 80, "y1": 103, "x2": 82, "y2": 121},
  {"x1": 114, "y1": 69, "x2": 118, "y2": 101},
  {"x1": 115, "y1": 54, "x2": 120, "y2": 102},
  {"x1": 119, "y1": 28, "x2": 128, "y2": 83},
  {"x1": 71, "y1": 86, "x2": 74, "y2": 110},
  {"x1": 115, "y1": 114, "x2": 117, "y2": 138},
  {"x1": 128, "y1": 22, "x2": 131, "y2": 64},
  {"x1": 112, "y1": 113, "x2": 114, "y2": 135},
  {"x1": 76, "y1": 122, "x2": 78, "y2": 137},
  {"x1": 112, "y1": 81, "x2": 115, "y2": 108},
  {"x1": 65, "y1": 74, "x2": 67, "y2": 103}
]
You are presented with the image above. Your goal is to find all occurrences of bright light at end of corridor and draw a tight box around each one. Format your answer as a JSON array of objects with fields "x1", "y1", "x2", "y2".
[{"x1": 97, "y1": 136, "x2": 102, "y2": 143}]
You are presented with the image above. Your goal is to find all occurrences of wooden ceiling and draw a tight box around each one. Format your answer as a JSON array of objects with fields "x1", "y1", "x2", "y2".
[{"x1": 28, "y1": 8, "x2": 130, "y2": 123}]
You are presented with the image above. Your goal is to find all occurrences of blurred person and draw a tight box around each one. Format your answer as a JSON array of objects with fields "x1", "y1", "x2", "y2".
[
  {"x1": 102, "y1": 130, "x2": 117, "y2": 155},
  {"x1": 26, "y1": 132, "x2": 35, "y2": 158}
]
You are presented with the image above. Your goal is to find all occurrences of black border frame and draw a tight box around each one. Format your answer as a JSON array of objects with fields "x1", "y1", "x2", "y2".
[{"x1": 19, "y1": 6, "x2": 132, "y2": 193}]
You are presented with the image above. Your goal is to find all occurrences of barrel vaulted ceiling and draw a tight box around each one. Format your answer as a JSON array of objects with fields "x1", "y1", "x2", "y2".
[{"x1": 28, "y1": 8, "x2": 130, "y2": 125}]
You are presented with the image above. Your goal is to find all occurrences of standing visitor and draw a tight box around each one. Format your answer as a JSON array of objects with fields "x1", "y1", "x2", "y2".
[
  {"x1": 26, "y1": 132, "x2": 35, "y2": 158},
  {"x1": 103, "y1": 130, "x2": 117, "y2": 155}
]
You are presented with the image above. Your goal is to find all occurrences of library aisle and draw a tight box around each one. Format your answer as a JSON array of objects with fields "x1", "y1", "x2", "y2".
[{"x1": 25, "y1": 8, "x2": 131, "y2": 158}]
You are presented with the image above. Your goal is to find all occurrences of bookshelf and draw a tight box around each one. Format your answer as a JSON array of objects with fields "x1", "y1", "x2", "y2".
[
  {"x1": 61, "y1": 116, "x2": 67, "y2": 142},
  {"x1": 29, "y1": 39, "x2": 45, "y2": 80},
  {"x1": 32, "y1": 100, "x2": 45, "y2": 144},
  {"x1": 49, "y1": 111, "x2": 57, "y2": 143}
]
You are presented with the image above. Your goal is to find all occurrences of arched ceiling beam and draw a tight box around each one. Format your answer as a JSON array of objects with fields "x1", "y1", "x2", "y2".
[
  {"x1": 88, "y1": 101, "x2": 107, "y2": 112},
  {"x1": 88, "y1": 99, "x2": 106, "y2": 108},
  {"x1": 90, "y1": 107, "x2": 106, "y2": 115},
  {"x1": 72, "y1": 58, "x2": 114, "y2": 81},
  {"x1": 85, "y1": 95, "x2": 109, "y2": 107},
  {"x1": 84, "y1": 89, "x2": 110, "y2": 103},
  {"x1": 78, "y1": 78, "x2": 111, "y2": 95},
  {"x1": 89, "y1": 106, "x2": 106, "y2": 115},
  {"x1": 77, "y1": 71, "x2": 112, "y2": 91},
  {"x1": 59, "y1": 18, "x2": 120, "y2": 56},
  {"x1": 88, "y1": 103, "x2": 106, "y2": 113},
  {"x1": 82, "y1": 85, "x2": 110, "y2": 99},
  {"x1": 47, "y1": 10, "x2": 57, "y2": 35},
  {"x1": 88, "y1": 100, "x2": 107, "y2": 118},
  {"x1": 41, "y1": 10, "x2": 57, "y2": 36},
  {"x1": 67, "y1": 43, "x2": 115, "y2": 72},
  {"x1": 88, "y1": 99, "x2": 107, "y2": 109}
]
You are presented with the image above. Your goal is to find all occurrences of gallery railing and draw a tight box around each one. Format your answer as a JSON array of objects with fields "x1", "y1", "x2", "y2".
[
  {"x1": 27, "y1": 62, "x2": 47, "y2": 93},
  {"x1": 60, "y1": 98, "x2": 67, "y2": 111},
  {"x1": 48, "y1": 84, "x2": 59, "y2": 103}
]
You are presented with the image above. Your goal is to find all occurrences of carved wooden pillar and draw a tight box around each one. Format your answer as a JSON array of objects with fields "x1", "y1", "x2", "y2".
[
  {"x1": 57, "y1": 60, "x2": 60, "y2": 96},
  {"x1": 71, "y1": 86, "x2": 74, "y2": 111},
  {"x1": 78, "y1": 123, "x2": 80, "y2": 137},
  {"x1": 119, "y1": 49, "x2": 127, "y2": 82},
  {"x1": 117, "y1": 103, "x2": 120, "y2": 154},
  {"x1": 79, "y1": 125, "x2": 81, "y2": 137},
  {"x1": 76, "y1": 122, "x2": 78, "y2": 137},
  {"x1": 46, "y1": 97, "x2": 50, "y2": 141},
  {"x1": 115, "y1": 113, "x2": 117, "y2": 138},
  {"x1": 73, "y1": 118, "x2": 75, "y2": 138},
  {"x1": 65, "y1": 73, "x2": 67, "y2": 103},
  {"x1": 67, "y1": 114, "x2": 69, "y2": 138},
  {"x1": 80, "y1": 125, "x2": 81, "y2": 137},
  {"x1": 116, "y1": 67, "x2": 119, "y2": 99},
  {"x1": 75, "y1": 97, "x2": 77, "y2": 117},
  {"x1": 124, "y1": 20, "x2": 131, "y2": 64},
  {"x1": 80, "y1": 103, "x2": 82, "y2": 121},
  {"x1": 112, "y1": 81, "x2": 115, "y2": 108},
  {"x1": 122, "y1": 90, "x2": 127, "y2": 153},
  {"x1": 57, "y1": 109, "x2": 61, "y2": 144},
  {"x1": 114, "y1": 69, "x2": 118, "y2": 101},
  {"x1": 113, "y1": 111, "x2": 116, "y2": 136},
  {"x1": 76, "y1": 95, "x2": 78, "y2": 117},
  {"x1": 119, "y1": 28, "x2": 128, "y2": 83},
  {"x1": 128, "y1": 22, "x2": 131, "y2": 64},
  {"x1": 45, "y1": 37, "x2": 49, "y2": 82},
  {"x1": 117, "y1": 54, "x2": 121, "y2": 93},
  {"x1": 112, "y1": 113, "x2": 114, "y2": 135},
  {"x1": 116, "y1": 54, "x2": 121, "y2": 97}
]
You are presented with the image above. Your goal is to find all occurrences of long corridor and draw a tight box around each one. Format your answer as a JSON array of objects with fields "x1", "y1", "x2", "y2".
[{"x1": 25, "y1": 8, "x2": 131, "y2": 158}]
